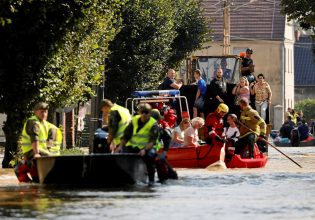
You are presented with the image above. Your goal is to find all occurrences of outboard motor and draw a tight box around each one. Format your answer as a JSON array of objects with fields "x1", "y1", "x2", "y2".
[
  {"x1": 92, "y1": 128, "x2": 109, "y2": 153},
  {"x1": 290, "y1": 128, "x2": 300, "y2": 147}
]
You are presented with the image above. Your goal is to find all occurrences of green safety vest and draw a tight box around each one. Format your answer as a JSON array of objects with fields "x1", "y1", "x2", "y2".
[
  {"x1": 126, "y1": 115, "x2": 156, "y2": 150},
  {"x1": 20, "y1": 116, "x2": 50, "y2": 155},
  {"x1": 111, "y1": 104, "x2": 131, "y2": 145},
  {"x1": 47, "y1": 122, "x2": 62, "y2": 155}
]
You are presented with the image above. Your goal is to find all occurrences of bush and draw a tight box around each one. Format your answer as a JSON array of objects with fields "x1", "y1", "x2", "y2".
[{"x1": 295, "y1": 99, "x2": 315, "y2": 121}]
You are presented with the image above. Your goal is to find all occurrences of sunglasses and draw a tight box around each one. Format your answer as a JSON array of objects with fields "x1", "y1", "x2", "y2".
[{"x1": 140, "y1": 110, "x2": 150, "y2": 114}]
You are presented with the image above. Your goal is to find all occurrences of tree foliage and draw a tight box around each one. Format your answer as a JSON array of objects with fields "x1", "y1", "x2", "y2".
[
  {"x1": 104, "y1": 0, "x2": 210, "y2": 103},
  {"x1": 295, "y1": 99, "x2": 315, "y2": 121},
  {"x1": 0, "y1": 0, "x2": 125, "y2": 167},
  {"x1": 281, "y1": 0, "x2": 315, "y2": 57}
]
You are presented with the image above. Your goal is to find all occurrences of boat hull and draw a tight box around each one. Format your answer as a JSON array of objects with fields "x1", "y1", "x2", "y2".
[
  {"x1": 167, "y1": 144, "x2": 267, "y2": 169},
  {"x1": 36, "y1": 154, "x2": 147, "y2": 186}
]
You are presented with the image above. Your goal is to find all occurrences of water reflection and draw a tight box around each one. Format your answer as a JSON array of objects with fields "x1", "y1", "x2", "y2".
[{"x1": 0, "y1": 147, "x2": 314, "y2": 220}]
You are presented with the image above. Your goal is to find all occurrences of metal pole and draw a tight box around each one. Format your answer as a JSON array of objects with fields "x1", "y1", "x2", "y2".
[{"x1": 223, "y1": 0, "x2": 231, "y2": 55}]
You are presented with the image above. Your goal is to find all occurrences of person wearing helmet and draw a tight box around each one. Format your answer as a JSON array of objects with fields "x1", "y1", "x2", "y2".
[
  {"x1": 241, "y1": 48, "x2": 255, "y2": 83},
  {"x1": 235, "y1": 97, "x2": 267, "y2": 158},
  {"x1": 204, "y1": 103, "x2": 229, "y2": 146}
]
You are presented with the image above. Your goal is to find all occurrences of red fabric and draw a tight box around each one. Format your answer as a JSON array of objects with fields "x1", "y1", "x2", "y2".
[
  {"x1": 204, "y1": 112, "x2": 225, "y2": 144},
  {"x1": 163, "y1": 109, "x2": 177, "y2": 128}
]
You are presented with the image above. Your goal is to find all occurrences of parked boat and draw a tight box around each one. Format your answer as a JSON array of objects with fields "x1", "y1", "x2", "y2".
[
  {"x1": 273, "y1": 136, "x2": 315, "y2": 147},
  {"x1": 36, "y1": 154, "x2": 147, "y2": 186},
  {"x1": 167, "y1": 143, "x2": 267, "y2": 169}
]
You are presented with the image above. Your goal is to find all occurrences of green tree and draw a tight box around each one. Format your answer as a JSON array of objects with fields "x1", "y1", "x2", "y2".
[
  {"x1": 167, "y1": 0, "x2": 210, "y2": 68},
  {"x1": 295, "y1": 99, "x2": 315, "y2": 122},
  {"x1": 0, "y1": 0, "x2": 124, "y2": 167},
  {"x1": 281, "y1": 0, "x2": 315, "y2": 57},
  {"x1": 104, "y1": 0, "x2": 209, "y2": 103}
]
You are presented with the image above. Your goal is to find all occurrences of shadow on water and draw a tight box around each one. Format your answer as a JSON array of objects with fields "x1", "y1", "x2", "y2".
[{"x1": 0, "y1": 183, "x2": 157, "y2": 219}]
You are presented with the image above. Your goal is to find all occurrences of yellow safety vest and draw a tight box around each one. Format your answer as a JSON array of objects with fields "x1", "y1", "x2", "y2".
[
  {"x1": 126, "y1": 115, "x2": 156, "y2": 150},
  {"x1": 20, "y1": 116, "x2": 50, "y2": 155},
  {"x1": 47, "y1": 122, "x2": 62, "y2": 155},
  {"x1": 111, "y1": 104, "x2": 131, "y2": 145}
]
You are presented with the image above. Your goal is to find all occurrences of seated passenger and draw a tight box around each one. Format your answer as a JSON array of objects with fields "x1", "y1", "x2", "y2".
[
  {"x1": 183, "y1": 117, "x2": 205, "y2": 147},
  {"x1": 224, "y1": 114, "x2": 240, "y2": 159},
  {"x1": 225, "y1": 114, "x2": 240, "y2": 143},
  {"x1": 298, "y1": 120, "x2": 309, "y2": 141},
  {"x1": 279, "y1": 116, "x2": 295, "y2": 139},
  {"x1": 170, "y1": 118, "x2": 191, "y2": 147}
]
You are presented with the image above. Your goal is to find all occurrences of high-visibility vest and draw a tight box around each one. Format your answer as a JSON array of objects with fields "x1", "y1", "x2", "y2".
[
  {"x1": 47, "y1": 122, "x2": 62, "y2": 155},
  {"x1": 20, "y1": 116, "x2": 50, "y2": 155},
  {"x1": 126, "y1": 115, "x2": 156, "y2": 150},
  {"x1": 154, "y1": 133, "x2": 162, "y2": 151},
  {"x1": 111, "y1": 104, "x2": 131, "y2": 145}
]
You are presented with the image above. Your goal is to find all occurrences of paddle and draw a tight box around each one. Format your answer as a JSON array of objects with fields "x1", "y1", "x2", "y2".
[
  {"x1": 206, "y1": 136, "x2": 227, "y2": 170},
  {"x1": 237, "y1": 120, "x2": 303, "y2": 168}
]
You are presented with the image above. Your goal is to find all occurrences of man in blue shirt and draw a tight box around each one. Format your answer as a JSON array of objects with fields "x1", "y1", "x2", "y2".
[
  {"x1": 298, "y1": 120, "x2": 309, "y2": 141},
  {"x1": 193, "y1": 69, "x2": 207, "y2": 118}
]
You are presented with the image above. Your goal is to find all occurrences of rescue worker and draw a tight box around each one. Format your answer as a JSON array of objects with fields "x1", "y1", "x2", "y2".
[
  {"x1": 15, "y1": 102, "x2": 62, "y2": 182},
  {"x1": 235, "y1": 97, "x2": 267, "y2": 158},
  {"x1": 150, "y1": 109, "x2": 178, "y2": 183},
  {"x1": 99, "y1": 99, "x2": 131, "y2": 152},
  {"x1": 204, "y1": 103, "x2": 229, "y2": 145},
  {"x1": 241, "y1": 48, "x2": 255, "y2": 83},
  {"x1": 118, "y1": 103, "x2": 159, "y2": 186}
]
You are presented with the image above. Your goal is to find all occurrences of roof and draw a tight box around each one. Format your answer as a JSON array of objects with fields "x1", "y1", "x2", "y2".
[
  {"x1": 294, "y1": 36, "x2": 315, "y2": 86},
  {"x1": 201, "y1": 0, "x2": 286, "y2": 41}
]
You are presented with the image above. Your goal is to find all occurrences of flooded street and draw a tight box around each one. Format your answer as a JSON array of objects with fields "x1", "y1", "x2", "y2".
[{"x1": 0, "y1": 147, "x2": 315, "y2": 220}]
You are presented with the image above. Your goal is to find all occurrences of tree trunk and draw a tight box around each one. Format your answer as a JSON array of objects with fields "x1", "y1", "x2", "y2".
[{"x1": 1, "y1": 112, "x2": 23, "y2": 168}]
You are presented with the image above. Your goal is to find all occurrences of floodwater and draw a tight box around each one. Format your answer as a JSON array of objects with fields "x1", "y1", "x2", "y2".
[{"x1": 0, "y1": 147, "x2": 315, "y2": 220}]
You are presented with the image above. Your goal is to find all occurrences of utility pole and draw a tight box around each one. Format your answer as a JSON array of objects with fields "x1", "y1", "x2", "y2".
[{"x1": 223, "y1": 0, "x2": 231, "y2": 55}]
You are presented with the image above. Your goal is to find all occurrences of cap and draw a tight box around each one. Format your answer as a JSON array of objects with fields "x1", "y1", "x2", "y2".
[
  {"x1": 150, "y1": 109, "x2": 162, "y2": 120},
  {"x1": 33, "y1": 102, "x2": 49, "y2": 111},
  {"x1": 246, "y1": 48, "x2": 253, "y2": 54},
  {"x1": 137, "y1": 103, "x2": 152, "y2": 113}
]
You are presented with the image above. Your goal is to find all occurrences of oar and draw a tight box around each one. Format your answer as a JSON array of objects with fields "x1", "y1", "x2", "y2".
[{"x1": 237, "y1": 120, "x2": 302, "y2": 168}]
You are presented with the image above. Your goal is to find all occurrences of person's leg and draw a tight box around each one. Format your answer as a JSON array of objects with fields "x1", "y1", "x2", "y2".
[
  {"x1": 261, "y1": 101, "x2": 269, "y2": 121},
  {"x1": 247, "y1": 133, "x2": 256, "y2": 158},
  {"x1": 193, "y1": 107, "x2": 198, "y2": 118},
  {"x1": 255, "y1": 102, "x2": 262, "y2": 117},
  {"x1": 234, "y1": 137, "x2": 247, "y2": 155}
]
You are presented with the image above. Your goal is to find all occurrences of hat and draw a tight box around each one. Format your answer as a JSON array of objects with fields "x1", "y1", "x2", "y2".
[
  {"x1": 33, "y1": 102, "x2": 49, "y2": 111},
  {"x1": 150, "y1": 109, "x2": 162, "y2": 120},
  {"x1": 137, "y1": 103, "x2": 152, "y2": 113}
]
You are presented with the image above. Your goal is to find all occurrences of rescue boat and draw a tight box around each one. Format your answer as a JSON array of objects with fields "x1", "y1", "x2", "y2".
[
  {"x1": 36, "y1": 154, "x2": 147, "y2": 186},
  {"x1": 167, "y1": 143, "x2": 267, "y2": 169},
  {"x1": 273, "y1": 135, "x2": 315, "y2": 147}
]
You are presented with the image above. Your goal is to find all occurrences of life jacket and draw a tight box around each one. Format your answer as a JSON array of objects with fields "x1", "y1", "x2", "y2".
[
  {"x1": 126, "y1": 115, "x2": 156, "y2": 150},
  {"x1": 47, "y1": 122, "x2": 62, "y2": 155},
  {"x1": 111, "y1": 104, "x2": 131, "y2": 145},
  {"x1": 20, "y1": 116, "x2": 50, "y2": 155}
]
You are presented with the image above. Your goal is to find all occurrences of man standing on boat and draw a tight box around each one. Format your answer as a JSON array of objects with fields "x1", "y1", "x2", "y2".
[
  {"x1": 204, "y1": 103, "x2": 229, "y2": 145},
  {"x1": 118, "y1": 103, "x2": 159, "y2": 186},
  {"x1": 235, "y1": 98, "x2": 266, "y2": 158},
  {"x1": 15, "y1": 102, "x2": 61, "y2": 182},
  {"x1": 99, "y1": 99, "x2": 131, "y2": 152}
]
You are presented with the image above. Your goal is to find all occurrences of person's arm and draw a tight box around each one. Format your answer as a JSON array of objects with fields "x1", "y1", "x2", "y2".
[
  {"x1": 107, "y1": 110, "x2": 120, "y2": 144},
  {"x1": 170, "y1": 81, "x2": 183, "y2": 89},
  {"x1": 232, "y1": 84, "x2": 239, "y2": 95},
  {"x1": 26, "y1": 120, "x2": 41, "y2": 157},
  {"x1": 173, "y1": 130, "x2": 184, "y2": 143},
  {"x1": 266, "y1": 83, "x2": 272, "y2": 104},
  {"x1": 119, "y1": 122, "x2": 133, "y2": 147},
  {"x1": 253, "y1": 114, "x2": 266, "y2": 136}
]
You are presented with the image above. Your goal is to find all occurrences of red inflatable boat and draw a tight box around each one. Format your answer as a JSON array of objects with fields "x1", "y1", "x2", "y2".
[{"x1": 167, "y1": 143, "x2": 268, "y2": 169}]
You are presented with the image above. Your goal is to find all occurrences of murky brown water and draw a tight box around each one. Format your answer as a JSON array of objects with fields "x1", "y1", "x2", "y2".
[{"x1": 0, "y1": 147, "x2": 315, "y2": 220}]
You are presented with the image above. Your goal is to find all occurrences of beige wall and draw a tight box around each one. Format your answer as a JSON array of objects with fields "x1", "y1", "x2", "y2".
[{"x1": 191, "y1": 39, "x2": 294, "y2": 128}]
